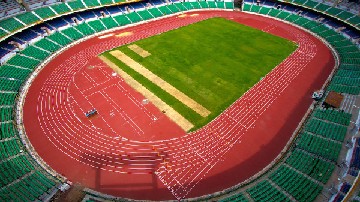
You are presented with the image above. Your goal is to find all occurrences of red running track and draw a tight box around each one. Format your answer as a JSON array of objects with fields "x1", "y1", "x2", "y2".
[{"x1": 23, "y1": 11, "x2": 335, "y2": 200}]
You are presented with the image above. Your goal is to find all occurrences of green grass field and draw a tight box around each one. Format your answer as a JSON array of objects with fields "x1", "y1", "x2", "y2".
[{"x1": 101, "y1": 17, "x2": 297, "y2": 131}]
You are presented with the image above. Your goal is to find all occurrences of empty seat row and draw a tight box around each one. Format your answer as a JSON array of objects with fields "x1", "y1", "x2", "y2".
[
  {"x1": 269, "y1": 165, "x2": 323, "y2": 202},
  {"x1": 312, "y1": 108, "x2": 352, "y2": 126},
  {"x1": 304, "y1": 118, "x2": 347, "y2": 142},
  {"x1": 285, "y1": 149, "x2": 335, "y2": 183}
]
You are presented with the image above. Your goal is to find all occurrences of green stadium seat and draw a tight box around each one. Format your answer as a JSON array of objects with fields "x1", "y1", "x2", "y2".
[
  {"x1": 325, "y1": 7, "x2": 343, "y2": 17},
  {"x1": 61, "y1": 27, "x2": 84, "y2": 41},
  {"x1": 277, "y1": 11, "x2": 291, "y2": 20},
  {"x1": 0, "y1": 93, "x2": 17, "y2": 106},
  {"x1": 6, "y1": 55, "x2": 40, "y2": 70},
  {"x1": 137, "y1": 10, "x2": 154, "y2": 21},
  {"x1": 1, "y1": 122, "x2": 17, "y2": 140},
  {"x1": 270, "y1": 165, "x2": 323, "y2": 202},
  {"x1": 242, "y1": 3, "x2": 251, "y2": 11},
  {"x1": 15, "y1": 12, "x2": 41, "y2": 25},
  {"x1": 314, "y1": 3, "x2": 331, "y2": 12},
  {"x1": 157, "y1": 5, "x2": 172, "y2": 15},
  {"x1": 51, "y1": 3, "x2": 72, "y2": 15},
  {"x1": 328, "y1": 83, "x2": 360, "y2": 95},
  {"x1": 75, "y1": 23, "x2": 96, "y2": 36},
  {"x1": 87, "y1": 20, "x2": 107, "y2": 32},
  {"x1": 183, "y1": 2, "x2": 194, "y2": 10},
  {"x1": 285, "y1": 149, "x2": 335, "y2": 183},
  {"x1": 0, "y1": 29, "x2": 7, "y2": 38},
  {"x1": 113, "y1": 14, "x2": 132, "y2": 26},
  {"x1": 100, "y1": 0, "x2": 113, "y2": 5},
  {"x1": 208, "y1": 1, "x2": 217, "y2": 8},
  {"x1": 0, "y1": 107, "x2": 13, "y2": 122},
  {"x1": 20, "y1": 46, "x2": 50, "y2": 61},
  {"x1": 188, "y1": 2, "x2": 200, "y2": 9},
  {"x1": 67, "y1": 1, "x2": 86, "y2": 11},
  {"x1": 0, "y1": 78, "x2": 22, "y2": 92},
  {"x1": 34, "y1": 7, "x2": 56, "y2": 19},
  {"x1": 286, "y1": 14, "x2": 300, "y2": 22},
  {"x1": 312, "y1": 108, "x2": 352, "y2": 126},
  {"x1": 175, "y1": 3, "x2": 188, "y2": 11},
  {"x1": 0, "y1": 65, "x2": 31, "y2": 81},
  {"x1": 47, "y1": 32, "x2": 73, "y2": 46},
  {"x1": 303, "y1": 0, "x2": 319, "y2": 8},
  {"x1": 347, "y1": 16, "x2": 360, "y2": 27},
  {"x1": 0, "y1": 18, "x2": 24, "y2": 33},
  {"x1": 247, "y1": 180, "x2": 290, "y2": 202},
  {"x1": 225, "y1": 2, "x2": 234, "y2": 9},
  {"x1": 148, "y1": 8, "x2": 163, "y2": 18},
  {"x1": 126, "y1": 12, "x2": 143, "y2": 23},
  {"x1": 199, "y1": 1, "x2": 209, "y2": 9},
  {"x1": 83, "y1": 0, "x2": 101, "y2": 7},
  {"x1": 250, "y1": 5, "x2": 261, "y2": 13},
  {"x1": 267, "y1": 8, "x2": 281, "y2": 17},
  {"x1": 167, "y1": 4, "x2": 181, "y2": 13},
  {"x1": 292, "y1": 0, "x2": 306, "y2": 5},
  {"x1": 216, "y1": 1, "x2": 225, "y2": 9},
  {"x1": 259, "y1": 7, "x2": 271, "y2": 15},
  {"x1": 101, "y1": 17, "x2": 119, "y2": 29},
  {"x1": 296, "y1": 132, "x2": 341, "y2": 161},
  {"x1": 34, "y1": 38, "x2": 62, "y2": 53}
]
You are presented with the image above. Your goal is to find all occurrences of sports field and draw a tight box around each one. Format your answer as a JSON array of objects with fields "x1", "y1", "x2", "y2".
[{"x1": 101, "y1": 17, "x2": 297, "y2": 131}]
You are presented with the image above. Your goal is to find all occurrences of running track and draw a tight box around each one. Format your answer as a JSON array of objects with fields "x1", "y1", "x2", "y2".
[{"x1": 23, "y1": 11, "x2": 335, "y2": 200}]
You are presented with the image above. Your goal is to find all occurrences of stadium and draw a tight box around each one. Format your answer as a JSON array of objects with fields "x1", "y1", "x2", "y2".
[{"x1": 0, "y1": 0, "x2": 359, "y2": 201}]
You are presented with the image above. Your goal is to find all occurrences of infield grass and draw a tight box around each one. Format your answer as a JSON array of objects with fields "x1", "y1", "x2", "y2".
[{"x1": 101, "y1": 17, "x2": 297, "y2": 131}]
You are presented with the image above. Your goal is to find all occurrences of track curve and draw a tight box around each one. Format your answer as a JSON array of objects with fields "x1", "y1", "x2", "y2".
[{"x1": 23, "y1": 11, "x2": 335, "y2": 200}]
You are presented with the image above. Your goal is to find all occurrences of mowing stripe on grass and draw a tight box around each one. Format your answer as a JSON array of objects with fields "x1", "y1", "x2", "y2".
[
  {"x1": 109, "y1": 50, "x2": 211, "y2": 117},
  {"x1": 99, "y1": 55, "x2": 194, "y2": 131},
  {"x1": 128, "y1": 44, "x2": 151, "y2": 58}
]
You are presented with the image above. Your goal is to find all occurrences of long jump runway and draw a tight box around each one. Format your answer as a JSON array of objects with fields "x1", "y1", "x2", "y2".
[{"x1": 23, "y1": 11, "x2": 335, "y2": 200}]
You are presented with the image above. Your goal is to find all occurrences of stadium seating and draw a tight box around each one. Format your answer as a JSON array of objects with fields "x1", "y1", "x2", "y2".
[
  {"x1": 15, "y1": 12, "x2": 41, "y2": 25},
  {"x1": 34, "y1": 38, "x2": 62, "y2": 53},
  {"x1": 61, "y1": 27, "x2": 84, "y2": 41},
  {"x1": 88, "y1": 20, "x2": 107, "y2": 32},
  {"x1": 51, "y1": 3, "x2": 72, "y2": 15},
  {"x1": 246, "y1": 180, "x2": 290, "y2": 202},
  {"x1": 34, "y1": 6, "x2": 57, "y2": 20},
  {"x1": 270, "y1": 165, "x2": 322, "y2": 202},
  {"x1": 100, "y1": 17, "x2": 119, "y2": 29},
  {"x1": 285, "y1": 149, "x2": 334, "y2": 183},
  {"x1": 67, "y1": 1, "x2": 86, "y2": 11},
  {"x1": 75, "y1": 23, "x2": 96, "y2": 36},
  {"x1": 137, "y1": 9, "x2": 154, "y2": 20},
  {"x1": 83, "y1": 0, "x2": 101, "y2": 8},
  {"x1": 312, "y1": 108, "x2": 352, "y2": 126},
  {"x1": 0, "y1": 107, "x2": 13, "y2": 122},
  {"x1": 46, "y1": 32, "x2": 73, "y2": 46},
  {"x1": 148, "y1": 7, "x2": 163, "y2": 18},
  {"x1": 126, "y1": 12, "x2": 143, "y2": 23},
  {"x1": 0, "y1": 17, "x2": 24, "y2": 33},
  {"x1": 296, "y1": 132, "x2": 342, "y2": 161},
  {"x1": 6, "y1": 55, "x2": 40, "y2": 70},
  {"x1": 0, "y1": 78, "x2": 22, "y2": 92},
  {"x1": 20, "y1": 45, "x2": 51, "y2": 61},
  {"x1": 287, "y1": 0, "x2": 360, "y2": 29},
  {"x1": 0, "y1": 122, "x2": 17, "y2": 140},
  {"x1": 0, "y1": 65, "x2": 31, "y2": 81},
  {"x1": 304, "y1": 118, "x2": 347, "y2": 141}
]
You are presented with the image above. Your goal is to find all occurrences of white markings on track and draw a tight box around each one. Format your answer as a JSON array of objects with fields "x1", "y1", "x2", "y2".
[{"x1": 31, "y1": 12, "x2": 321, "y2": 200}]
